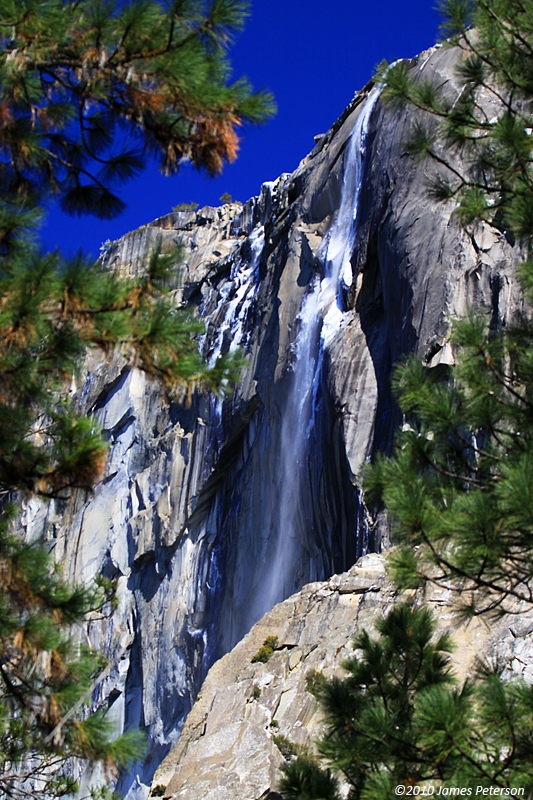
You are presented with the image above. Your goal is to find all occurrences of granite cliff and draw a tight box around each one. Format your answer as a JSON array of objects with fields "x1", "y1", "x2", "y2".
[{"x1": 20, "y1": 41, "x2": 525, "y2": 798}]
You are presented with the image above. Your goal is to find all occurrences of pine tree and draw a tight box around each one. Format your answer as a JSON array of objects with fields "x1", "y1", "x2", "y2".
[
  {"x1": 377, "y1": 0, "x2": 533, "y2": 240},
  {"x1": 0, "y1": 504, "x2": 145, "y2": 799},
  {"x1": 364, "y1": 306, "x2": 533, "y2": 617},
  {"x1": 279, "y1": 3, "x2": 533, "y2": 798},
  {"x1": 0, "y1": 1, "x2": 274, "y2": 795},
  {"x1": 362, "y1": 0, "x2": 533, "y2": 617},
  {"x1": 279, "y1": 605, "x2": 533, "y2": 800},
  {"x1": 0, "y1": 0, "x2": 274, "y2": 502},
  {"x1": 0, "y1": 0, "x2": 275, "y2": 221}
]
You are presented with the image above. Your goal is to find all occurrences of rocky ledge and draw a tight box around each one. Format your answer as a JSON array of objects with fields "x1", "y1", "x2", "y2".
[{"x1": 151, "y1": 554, "x2": 533, "y2": 800}]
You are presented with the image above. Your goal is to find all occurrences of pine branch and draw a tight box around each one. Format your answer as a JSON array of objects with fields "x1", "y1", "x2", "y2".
[{"x1": 43, "y1": 642, "x2": 129, "y2": 747}]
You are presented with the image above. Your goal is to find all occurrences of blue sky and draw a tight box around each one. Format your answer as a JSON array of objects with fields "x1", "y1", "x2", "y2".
[{"x1": 40, "y1": 0, "x2": 441, "y2": 260}]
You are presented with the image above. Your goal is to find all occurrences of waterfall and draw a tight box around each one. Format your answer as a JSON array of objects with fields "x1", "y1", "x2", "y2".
[
  {"x1": 205, "y1": 223, "x2": 265, "y2": 370},
  {"x1": 199, "y1": 221, "x2": 265, "y2": 428},
  {"x1": 255, "y1": 88, "x2": 381, "y2": 619},
  {"x1": 321, "y1": 86, "x2": 381, "y2": 336}
]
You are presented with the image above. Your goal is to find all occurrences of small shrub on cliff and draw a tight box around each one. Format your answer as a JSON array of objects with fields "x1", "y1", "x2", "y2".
[
  {"x1": 252, "y1": 635, "x2": 279, "y2": 663},
  {"x1": 274, "y1": 734, "x2": 298, "y2": 760},
  {"x1": 173, "y1": 202, "x2": 200, "y2": 213},
  {"x1": 220, "y1": 193, "x2": 242, "y2": 206},
  {"x1": 305, "y1": 669, "x2": 326, "y2": 694},
  {"x1": 273, "y1": 734, "x2": 313, "y2": 762}
]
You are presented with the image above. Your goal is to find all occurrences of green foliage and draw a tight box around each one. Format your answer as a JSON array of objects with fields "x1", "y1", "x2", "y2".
[
  {"x1": 0, "y1": 1, "x2": 274, "y2": 796},
  {"x1": 281, "y1": 5, "x2": 533, "y2": 800},
  {"x1": 280, "y1": 758, "x2": 339, "y2": 800},
  {"x1": 252, "y1": 684, "x2": 261, "y2": 699},
  {"x1": 364, "y1": 297, "x2": 533, "y2": 616},
  {"x1": 151, "y1": 786, "x2": 166, "y2": 798},
  {"x1": 279, "y1": 605, "x2": 533, "y2": 800},
  {"x1": 219, "y1": 192, "x2": 233, "y2": 204},
  {"x1": 368, "y1": 0, "x2": 533, "y2": 617},
  {"x1": 173, "y1": 202, "x2": 200, "y2": 213},
  {"x1": 251, "y1": 635, "x2": 279, "y2": 663},
  {"x1": 273, "y1": 733, "x2": 313, "y2": 762},
  {"x1": 273, "y1": 734, "x2": 298, "y2": 759},
  {"x1": 0, "y1": 238, "x2": 243, "y2": 500},
  {"x1": 0, "y1": 505, "x2": 145, "y2": 799},
  {"x1": 0, "y1": 0, "x2": 275, "y2": 219},
  {"x1": 376, "y1": 0, "x2": 533, "y2": 243},
  {"x1": 0, "y1": 0, "x2": 272, "y2": 504}
]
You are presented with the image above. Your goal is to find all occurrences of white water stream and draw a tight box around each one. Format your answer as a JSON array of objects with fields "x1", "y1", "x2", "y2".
[
  {"x1": 257, "y1": 88, "x2": 381, "y2": 617},
  {"x1": 207, "y1": 223, "x2": 265, "y2": 369}
]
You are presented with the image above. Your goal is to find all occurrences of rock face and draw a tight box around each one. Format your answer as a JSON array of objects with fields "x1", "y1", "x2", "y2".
[
  {"x1": 20, "y1": 42, "x2": 523, "y2": 798},
  {"x1": 152, "y1": 553, "x2": 533, "y2": 800}
]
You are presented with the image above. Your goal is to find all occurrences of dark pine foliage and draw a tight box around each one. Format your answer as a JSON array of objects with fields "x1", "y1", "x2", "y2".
[
  {"x1": 279, "y1": 3, "x2": 533, "y2": 798},
  {"x1": 0, "y1": 2, "x2": 273, "y2": 796},
  {"x1": 368, "y1": 0, "x2": 533, "y2": 617},
  {"x1": 279, "y1": 605, "x2": 533, "y2": 800}
]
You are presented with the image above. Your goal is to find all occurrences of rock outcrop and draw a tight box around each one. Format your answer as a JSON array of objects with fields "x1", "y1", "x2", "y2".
[
  {"x1": 20, "y1": 41, "x2": 524, "y2": 798},
  {"x1": 151, "y1": 553, "x2": 533, "y2": 800}
]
